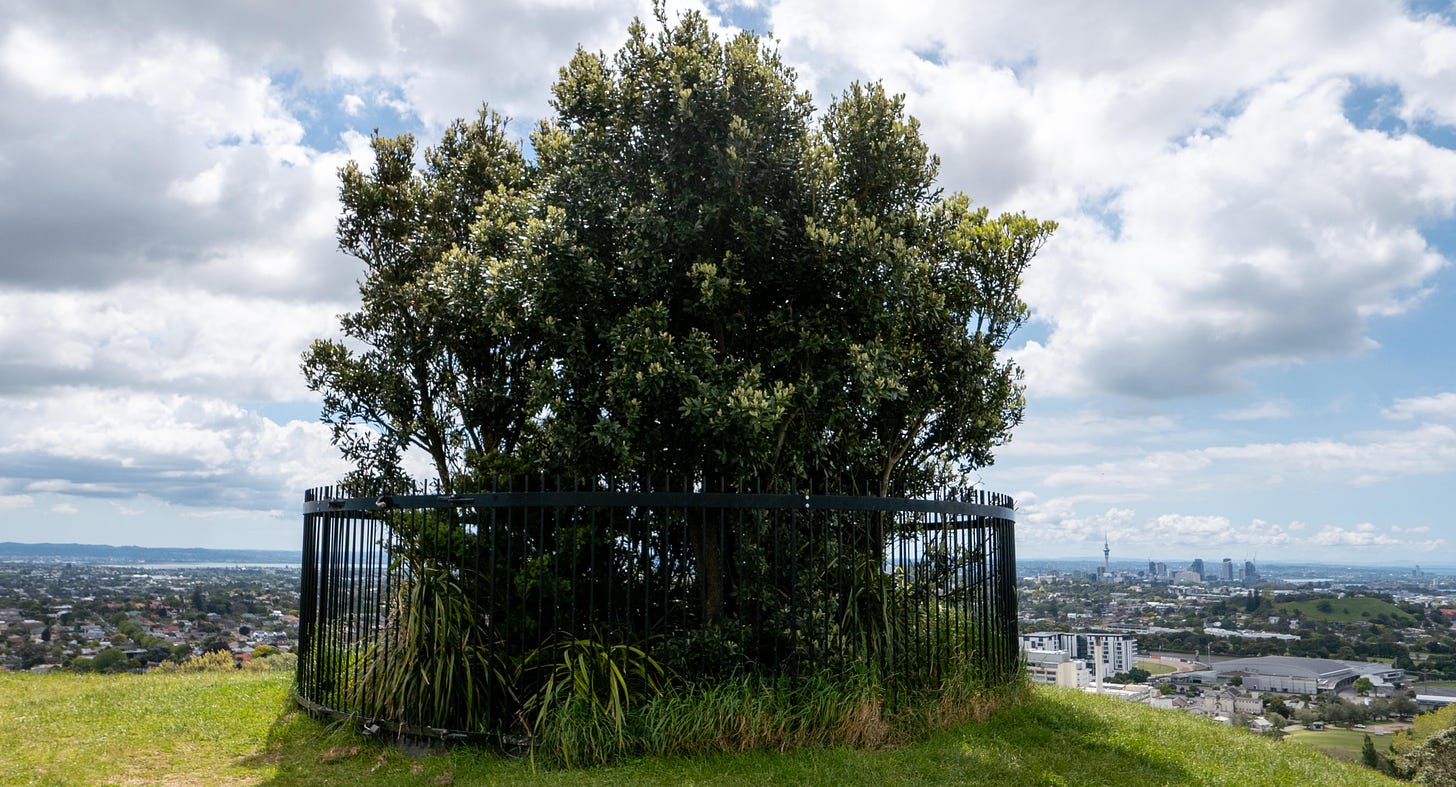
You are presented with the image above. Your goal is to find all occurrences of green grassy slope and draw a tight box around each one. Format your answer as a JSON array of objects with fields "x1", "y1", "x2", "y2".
[{"x1": 0, "y1": 671, "x2": 1395, "y2": 786}]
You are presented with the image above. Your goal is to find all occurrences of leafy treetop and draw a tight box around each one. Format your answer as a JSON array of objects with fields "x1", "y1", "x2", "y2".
[{"x1": 304, "y1": 8, "x2": 1055, "y2": 496}]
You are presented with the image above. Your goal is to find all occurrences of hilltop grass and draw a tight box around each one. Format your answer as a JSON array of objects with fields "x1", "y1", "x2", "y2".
[
  {"x1": 1275, "y1": 597, "x2": 1415, "y2": 626},
  {"x1": 0, "y1": 671, "x2": 1397, "y2": 786},
  {"x1": 0, "y1": 669, "x2": 290, "y2": 785}
]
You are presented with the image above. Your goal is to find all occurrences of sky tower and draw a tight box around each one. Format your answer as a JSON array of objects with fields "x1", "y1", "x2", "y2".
[{"x1": 1103, "y1": 532, "x2": 1110, "y2": 575}]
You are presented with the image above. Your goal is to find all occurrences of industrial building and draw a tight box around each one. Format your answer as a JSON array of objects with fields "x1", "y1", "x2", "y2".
[{"x1": 1174, "y1": 655, "x2": 1405, "y2": 695}]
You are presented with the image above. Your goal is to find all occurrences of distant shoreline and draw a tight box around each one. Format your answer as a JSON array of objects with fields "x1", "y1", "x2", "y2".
[{"x1": 0, "y1": 541, "x2": 299, "y2": 565}]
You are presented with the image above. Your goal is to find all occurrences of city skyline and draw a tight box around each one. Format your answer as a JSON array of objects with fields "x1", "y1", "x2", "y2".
[{"x1": 1, "y1": 1, "x2": 1454, "y2": 563}]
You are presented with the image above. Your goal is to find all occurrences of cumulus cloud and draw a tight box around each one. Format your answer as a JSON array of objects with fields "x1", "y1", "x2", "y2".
[
  {"x1": 1009, "y1": 420, "x2": 1456, "y2": 502},
  {"x1": 763, "y1": 0, "x2": 1456, "y2": 400},
  {"x1": 0, "y1": 494, "x2": 34, "y2": 510},
  {"x1": 1015, "y1": 494, "x2": 1445, "y2": 559},
  {"x1": 0, "y1": 389, "x2": 352, "y2": 512},
  {"x1": 1384, "y1": 392, "x2": 1456, "y2": 421},
  {"x1": 0, "y1": 287, "x2": 348, "y2": 401}
]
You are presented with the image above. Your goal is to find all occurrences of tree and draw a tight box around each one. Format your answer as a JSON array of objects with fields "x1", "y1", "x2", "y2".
[
  {"x1": 306, "y1": 6, "x2": 1053, "y2": 496},
  {"x1": 1402, "y1": 727, "x2": 1456, "y2": 786},
  {"x1": 1112, "y1": 667, "x2": 1152, "y2": 684},
  {"x1": 1361, "y1": 733, "x2": 1380, "y2": 769},
  {"x1": 1393, "y1": 704, "x2": 1456, "y2": 760},
  {"x1": 301, "y1": 6, "x2": 1054, "y2": 731},
  {"x1": 1354, "y1": 676, "x2": 1374, "y2": 696},
  {"x1": 303, "y1": 107, "x2": 541, "y2": 490},
  {"x1": 1263, "y1": 694, "x2": 1292, "y2": 718},
  {"x1": 91, "y1": 647, "x2": 129, "y2": 674}
]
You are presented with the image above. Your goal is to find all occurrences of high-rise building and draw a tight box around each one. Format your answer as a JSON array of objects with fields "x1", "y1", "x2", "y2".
[
  {"x1": 1021, "y1": 632, "x2": 1140, "y2": 679},
  {"x1": 1244, "y1": 561, "x2": 1257, "y2": 582},
  {"x1": 1222, "y1": 558, "x2": 1233, "y2": 581},
  {"x1": 1191, "y1": 558, "x2": 1204, "y2": 578}
]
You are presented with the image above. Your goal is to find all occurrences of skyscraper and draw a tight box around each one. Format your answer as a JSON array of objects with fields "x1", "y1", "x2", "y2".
[
  {"x1": 1191, "y1": 558, "x2": 1204, "y2": 578},
  {"x1": 1244, "y1": 560, "x2": 1257, "y2": 582},
  {"x1": 1222, "y1": 558, "x2": 1233, "y2": 581}
]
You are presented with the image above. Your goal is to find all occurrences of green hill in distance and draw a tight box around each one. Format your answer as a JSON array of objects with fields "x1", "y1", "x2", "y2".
[{"x1": 1275, "y1": 597, "x2": 1417, "y2": 626}]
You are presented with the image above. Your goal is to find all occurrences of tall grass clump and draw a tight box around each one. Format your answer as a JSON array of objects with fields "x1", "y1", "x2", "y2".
[
  {"x1": 349, "y1": 563, "x2": 508, "y2": 733},
  {"x1": 526, "y1": 658, "x2": 1026, "y2": 768}
]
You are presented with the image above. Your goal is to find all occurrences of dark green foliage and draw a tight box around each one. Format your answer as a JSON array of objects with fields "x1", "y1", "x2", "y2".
[
  {"x1": 1362, "y1": 732, "x2": 1380, "y2": 769},
  {"x1": 305, "y1": 8, "x2": 1052, "y2": 496},
  {"x1": 302, "y1": 108, "x2": 540, "y2": 491}
]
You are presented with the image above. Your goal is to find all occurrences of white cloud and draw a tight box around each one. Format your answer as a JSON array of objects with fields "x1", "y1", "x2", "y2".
[
  {"x1": 50, "y1": 503, "x2": 78, "y2": 515},
  {"x1": 0, "y1": 287, "x2": 347, "y2": 401},
  {"x1": 763, "y1": 1, "x2": 1456, "y2": 400},
  {"x1": 1025, "y1": 422, "x2": 1456, "y2": 497},
  {"x1": 0, "y1": 389, "x2": 352, "y2": 513},
  {"x1": 1019, "y1": 75, "x2": 1455, "y2": 398},
  {"x1": 1015, "y1": 494, "x2": 1445, "y2": 558},
  {"x1": 1383, "y1": 392, "x2": 1456, "y2": 421},
  {"x1": 1220, "y1": 401, "x2": 1293, "y2": 421}
]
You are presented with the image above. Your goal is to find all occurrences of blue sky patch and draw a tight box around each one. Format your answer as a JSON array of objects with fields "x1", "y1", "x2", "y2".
[
  {"x1": 1407, "y1": 0, "x2": 1456, "y2": 22},
  {"x1": 1342, "y1": 80, "x2": 1407, "y2": 135},
  {"x1": 271, "y1": 72, "x2": 422, "y2": 152},
  {"x1": 708, "y1": 1, "x2": 772, "y2": 36},
  {"x1": 1080, "y1": 191, "x2": 1124, "y2": 241}
]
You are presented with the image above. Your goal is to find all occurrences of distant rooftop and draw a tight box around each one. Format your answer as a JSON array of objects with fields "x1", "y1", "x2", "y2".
[{"x1": 1203, "y1": 655, "x2": 1403, "y2": 690}]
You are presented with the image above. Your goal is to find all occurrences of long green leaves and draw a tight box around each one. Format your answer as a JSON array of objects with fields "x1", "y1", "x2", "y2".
[{"x1": 351, "y1": 565, "x2": 508, "y2": 733}]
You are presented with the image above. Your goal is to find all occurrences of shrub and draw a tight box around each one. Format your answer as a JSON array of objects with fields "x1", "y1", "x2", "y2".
[
  {"x1": 175, "y1": 649, "x2": 239, "y2": 673},
  {"x1": 243, "y1": 652, "x2": 297, "y2": 672},
  {"x1": 349, "y1": 565, "x2": 508, "y2": 732}
]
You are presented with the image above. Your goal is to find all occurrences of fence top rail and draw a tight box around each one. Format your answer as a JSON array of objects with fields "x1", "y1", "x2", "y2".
[{"x1": 302, "y1": 489, "x2": 1015, "y2": 521}]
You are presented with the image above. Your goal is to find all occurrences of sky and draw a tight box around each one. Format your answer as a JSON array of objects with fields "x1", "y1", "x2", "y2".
[{"x1": 1, "y1": 0, "x2": 1454, "y2": 566}]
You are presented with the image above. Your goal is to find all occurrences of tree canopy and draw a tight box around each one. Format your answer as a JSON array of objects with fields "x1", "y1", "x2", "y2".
[{"x1": 304, "y1": 8, "x2": 1055, "y2": 496}]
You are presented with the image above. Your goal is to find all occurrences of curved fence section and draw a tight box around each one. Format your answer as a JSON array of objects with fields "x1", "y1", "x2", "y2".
[{"x1": 296, "y1": 478, "x2": 1017, "y2": 741}]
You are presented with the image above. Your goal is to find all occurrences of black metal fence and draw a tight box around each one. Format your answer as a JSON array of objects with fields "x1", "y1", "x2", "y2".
[{"x1": 297, "y1": 477, "x2": 1017, "y2": 739}]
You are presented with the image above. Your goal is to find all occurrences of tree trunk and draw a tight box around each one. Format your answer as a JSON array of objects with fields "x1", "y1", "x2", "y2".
[{"x1": 687, "y1": 510, "x2": 725, "y2": 624}]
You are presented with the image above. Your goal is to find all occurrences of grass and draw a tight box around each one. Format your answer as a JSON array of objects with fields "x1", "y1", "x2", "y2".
[
  {"x1": 0, "y1": 669, "x2": 290, "y2": 785},
  {"x1": 1283, "y1": 727, "x2": 1392, "y2": 763},
  {"x1": 0, "y1": 671, "x2": 1398, "y2": 785},
  {"x1": 1274, "y1": 598, "x2": 1415, "y2": 626},
  {"x1": 1135, "y1": 659, "x2": 1178, "y2": 676}
]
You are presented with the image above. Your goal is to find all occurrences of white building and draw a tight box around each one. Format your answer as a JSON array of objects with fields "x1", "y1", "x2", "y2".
[
  {"x1": 1024, "y1": 649, "x2": 1092, "y2": 688},
  {"x1": 1021, "y1": 632, "x2": 1139, "y2": 679},
  {"x1": 1194, "y1": 688, "x2": 1264, "y2": 719}
]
